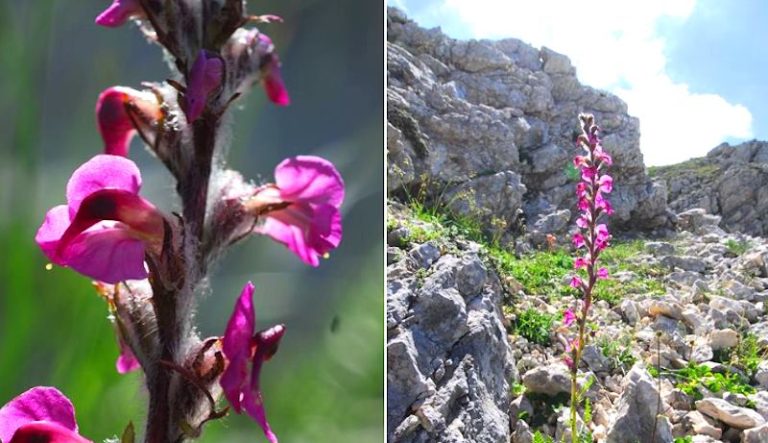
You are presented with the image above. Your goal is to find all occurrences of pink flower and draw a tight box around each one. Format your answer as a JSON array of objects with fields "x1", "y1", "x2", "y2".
[
  {"x1": 0, "y1": 387, "x2": 91, "y2": 443},
  {"x1": 248, "y1": 156, "x2": 344, "y2": 267},
  {"x1": 577, "y1": 196, "x2": 590, "y2": 211},
  {"x1": 258, "y1": 35, "x2": 290, "y2": 106},
  {"x1": 575, "y1": 182, "x2": 588, "y2": 198},
  {"x1": 598, "y1": 175, "x2": 613, "y2": 193},
  {"x1": 594, "y1": 224, "x2": 611, "y2": 251},
  {"x1": 595, "y1": 193, "x2": 614, "y2": 215},
  {"x1": 572, "y1": 232, "x2": 586, "y2": 249},
  {"x1": 572, "y1": 155, "x2": 588, "y2": 168},
  {"x1": 563, "y1": 309, "x2": 576, "y2": 327},
  {"x1": 581, "y1": 166, "x2": 597, "y2": 182},
  {"x1": 35, "y1": 155, "x2": 165, "y2": 283},
  {"x1": 597, "y1": 267, "x2": 609, "y2": 279},
  {"x1": 594, "y1": 145, "x2": 612, "y2": 166},
  {"x1": 221, "y1": 282, "x2": 285, "y2": 443},
  {"x1": 184, "y1": 51, "x2": 224, "y2": 122},
  {"x1": 95, "y1": 0, "x2": 145, "y2": 27},
  {"x1": 570, "y1": 275, "x2": 584, "y2": 289},
  {"x1": 574, "y1": 256, "x2": 589, "y2": 269},
  {"x1": 96, "y1": 87, "x2": 162, "y2": 157},
  {"x1": 576, "y1": 214, "x2": 589, "y2": 229}
]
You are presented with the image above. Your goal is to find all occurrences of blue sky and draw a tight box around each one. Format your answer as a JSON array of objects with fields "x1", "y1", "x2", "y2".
[{"x1": 392, "y1": 0, "x2": 768, "y2": 166}]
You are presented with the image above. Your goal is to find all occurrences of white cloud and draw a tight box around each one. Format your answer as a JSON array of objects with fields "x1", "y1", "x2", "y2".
[{"x1": 410, "y1": 0, "x2": 753, "y2": 165}]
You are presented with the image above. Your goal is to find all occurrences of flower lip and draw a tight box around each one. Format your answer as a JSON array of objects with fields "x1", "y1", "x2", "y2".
[
  {"x1": 0, "y1": 386, "x2": 83, "y2": 443},
  {"x1": 250, "y1": 156, "x2": 344, "y2": 267},
  {"x1": 36, "y1": 155, "x2": 164, "y2": 283},
  {"x1": 55, "y1": 188, "x2": 165, "y2": 261}
]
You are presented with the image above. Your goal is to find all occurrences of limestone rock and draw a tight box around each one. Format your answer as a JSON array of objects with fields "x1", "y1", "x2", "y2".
[
  {"x1": 387, "y1": 7, "x2": 670, "y2": 240},
  {"x1": 521, "y1": 363, "x2": 571, "y2": 396},
  {"x1": 606, "y1": 365, "x2": 673, "y2": 443},
  {"x1": 696, "y1": 397, "x2": 766, "y2": 429}
]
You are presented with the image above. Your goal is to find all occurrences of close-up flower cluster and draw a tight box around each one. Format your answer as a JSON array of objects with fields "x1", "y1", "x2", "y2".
[{"x1": 1, "y1": 1, "x2": 382, "y2": 442}]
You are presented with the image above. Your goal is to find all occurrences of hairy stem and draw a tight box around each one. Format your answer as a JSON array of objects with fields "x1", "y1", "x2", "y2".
[{"x1": 145, "y1": 110, "x2": 220, "y2": 442}]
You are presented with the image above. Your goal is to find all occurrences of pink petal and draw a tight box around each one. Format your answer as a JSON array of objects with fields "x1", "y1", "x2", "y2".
[
  {"x1": 184, "y1": 51, "x2": 223, "y2": 122},
  {"x1": 116, "y1": 339, "x2": 140, "y2": 374},
  {"x1": 61, "y1": 226, "x2": 148, "y2": 283},
  {"x1": 258, "y1": 205, "x2": 341, "y2": 267},
  {"x1": 95, "y1": 0, "x2": 144, "y2": 27},
  {"x1": 66, "y1": 155, "x2": 142, "y2": 216},
  {"x1": 220, "y1": 354, "x2": 249, "y2": 414},
  {"x1": 0, "y1": 387, "x2": 79, "y2": 443},
  {"x1": 96, "y1": 87, "x2": 161, "y2": 157},
  {"x1": 242, "y1": 390, "x2": 278, "y2": 443},
  {"x1": 274, "y1": 156, "x2": 344, "y2": 207},
  {"x1": 263, "y1": 61, "x2": 290, "y2": 106},
  {"x1": 221, "y1": 282, "x2": 256, "y2": 412},
  {"x1": 243, "y1": 325, "x2": 285, "y2": 443},
  {"x1": 35, "y1": 205, "x2": 72, "y2": 265},
  {"x1": 96, "y1": 88, "x2": 134, "y2": 157}
]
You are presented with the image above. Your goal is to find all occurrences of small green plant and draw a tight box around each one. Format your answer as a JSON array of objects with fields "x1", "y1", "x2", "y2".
[
  {"x1": 514, "y1": 308, "x2": 557, "y2": 346},
  {"x1": 729, "y1": 333, "x2": 766, "y2": 377},
  {"x1": 654, "y1": 362, "x2": 755, "y2": 400},
  {"x1": 492, "y1": 248, "x2": 574, "y2": 298},
  {"x1": 533, "y1": 431, "x2": 554, "y2": 443},
  {"x1": 511, "y1": 382, "x2": 526, "y2": 397},
  {"x1": 596, "y1": 334, "x2": 636, "y2": 372},
  {"x1": 725, "y1": 238, "x2": 752, "y2": 256},
  {"x1": 674, "y1": 436, "x2": 693, "y2": 443}
]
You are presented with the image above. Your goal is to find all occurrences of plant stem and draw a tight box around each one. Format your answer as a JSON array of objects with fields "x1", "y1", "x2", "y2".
[{"x1": 145, "y1": 111, "x2": 219, "y2": 443}]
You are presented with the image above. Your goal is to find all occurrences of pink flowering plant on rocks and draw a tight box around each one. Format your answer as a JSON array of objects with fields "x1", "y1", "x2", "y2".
[
  {"x1": 562, "y1": 114, "x2": 613, "y2": 442},
  {"x1": 24, "y1": 1, "x2": 344, "y2": 442}
]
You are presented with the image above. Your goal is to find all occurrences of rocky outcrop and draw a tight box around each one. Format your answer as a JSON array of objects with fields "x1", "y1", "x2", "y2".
[
  {"x1": 387, "y1": 7, "x2": 670, "y2": 246},
  {"x1": 387, "y1": 203, "x2": 517, "y2": 442},
  {"x1": 651, "y1": 140, "x2": 768, "y2": 236},
  {"x1": 606, "y1": 365, "x2": 673, "y2": 443}
]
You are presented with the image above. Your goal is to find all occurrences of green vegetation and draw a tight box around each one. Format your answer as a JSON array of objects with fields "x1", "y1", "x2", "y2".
[
  {"x1": 493, "y1": 240, "x2": 666, "y2": 305},
  {"x1": 511, "y1": 382, "x2": 526, "y2": 397},
  {"x1": 674, "y1": 437, "x2": 693, "y2": 443},
  {"x1": 595, "y1": 334, "x2": 636, "y2": 373},
  {"x1": 725, "y1": 238, "x2": 752, "y2": 256},
  {"x1": 651, "y1": 362, "x2": 755, "y2": 401},
  {"x1": 514, "y1": 308, "x2": 557, "y2": 346},
  {"x1": 717, "y1": 333, "x2": 766, "y2": 377},
  {"x1": 492, "y1": 248, "x2": 574, "y2": 298},
  {"x1": 591, "y1": 240, "x2": 666, "y2": 305},
  {"x1": 647, "y1": 158, "x2": 719, "y2": 179}
]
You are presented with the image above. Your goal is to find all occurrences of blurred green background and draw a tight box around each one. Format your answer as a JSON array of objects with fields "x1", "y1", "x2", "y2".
[{"x1": 0, "y1": 0, "x2": 383, "y2": 442}]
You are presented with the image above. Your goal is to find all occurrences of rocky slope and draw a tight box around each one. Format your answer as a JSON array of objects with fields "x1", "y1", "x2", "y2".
[
  {"x1": 389, "y1": 202, "x2": 768, "y2": 443},
  {"x1": 387, "y1": 202, "x2": 517, "y2": 442},
  {"x1": 387, "y1": 7, "x2": 671, "y2": 248},
  {"x1": 650, "y1": 140, "x2": 768, "y2": 237}
]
